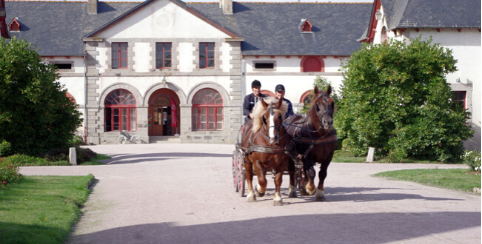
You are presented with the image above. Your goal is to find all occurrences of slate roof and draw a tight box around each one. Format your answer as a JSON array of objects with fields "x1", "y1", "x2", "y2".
[
  {"x1": 380, "y1": 0, "x2": 481, "y2": 30},
  {"x1": 188, "y1": 2, "x2": 372, "y2": 56},
  {"x1": 4, "y1": 1, "x2": 371, "y2": 56},
  {"x1": 5, "y1": 1, "x2": 139, "y2": 56}
]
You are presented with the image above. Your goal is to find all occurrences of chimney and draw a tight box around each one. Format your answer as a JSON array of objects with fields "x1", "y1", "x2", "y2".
[
  {"x1": 219, "y1": 0, "x2": 233, "y2": 15},
  {"x1": 88, "y1": 0, "x2": 98, "y2": 15}
]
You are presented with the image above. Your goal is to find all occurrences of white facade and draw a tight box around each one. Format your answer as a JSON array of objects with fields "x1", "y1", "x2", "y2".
[
  {"x1": 81, "y1": 0, "x2": 243, "y2": 144},
  {"x1": 243, "y1": 55, "x2": 347, "y2": 111}
]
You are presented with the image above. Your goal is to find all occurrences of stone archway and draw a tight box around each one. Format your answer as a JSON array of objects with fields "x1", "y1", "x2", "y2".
[{"x1": 148, "y1": 88, "x2": 180, "y2": 136}]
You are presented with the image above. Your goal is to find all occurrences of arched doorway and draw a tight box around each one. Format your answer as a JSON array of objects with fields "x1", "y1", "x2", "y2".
[{"x1": 148, "y1": 89, "x2": 180, "y2": 136}]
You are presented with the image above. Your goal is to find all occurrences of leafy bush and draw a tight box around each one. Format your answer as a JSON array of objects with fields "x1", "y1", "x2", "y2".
[
  {"x1": 335, "y1": 37, "x2": 473, "y2": 163},
  {"x1": 3, "y1": 154, "x2": 49, "y2": 166},
  {"x1": 43, "y1": 146, "x2": 96, "y2": 164},
  {"x1": 0, "y1": 140, "x2": 13, "y2": 157},
  {"x1": 0, "y1": 158, "x2": 22, "y2": 189},
  {"x1": 77, "y1": 147, "x2": 97, "y2": 164},
  {"x1": 0, "y1": 37, "x2": 82, "y2": 156},
  {"x1": 69, "y1": 135, "x2": 85, "y2": 146},
  {"x1": 463, "y1": 150, "x2": 481, "y2": 172}
]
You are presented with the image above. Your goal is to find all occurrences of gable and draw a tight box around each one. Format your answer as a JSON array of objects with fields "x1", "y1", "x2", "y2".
[{"x1": 92, "y1": 0, "x2": 233, "y2": 39}]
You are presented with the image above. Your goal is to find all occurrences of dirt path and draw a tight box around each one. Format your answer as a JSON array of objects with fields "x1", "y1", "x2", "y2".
[{"x1": 19, "y1": 143, "x2": 480, "y2": 244}]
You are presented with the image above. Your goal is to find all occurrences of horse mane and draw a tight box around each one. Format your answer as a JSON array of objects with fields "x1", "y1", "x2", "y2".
[{"x1": 252, "y1": 97, "x2": 288, "y2": 133}]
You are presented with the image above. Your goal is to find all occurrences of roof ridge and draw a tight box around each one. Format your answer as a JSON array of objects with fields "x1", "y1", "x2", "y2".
[
  {"x1": 5, "y1": 0, "x2": 137, "y2": 2},
  {"x1": 187, "y1": 2, "x2": 372, "y2": 4}
]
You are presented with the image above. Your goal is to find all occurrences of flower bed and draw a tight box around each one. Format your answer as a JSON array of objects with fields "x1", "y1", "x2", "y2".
[
  {"x1": 463, "y1": 150, "x2": 481, "y2": 173},
  {"x1": 0, "y1": 157, "x2": 23, "y2": 190}
]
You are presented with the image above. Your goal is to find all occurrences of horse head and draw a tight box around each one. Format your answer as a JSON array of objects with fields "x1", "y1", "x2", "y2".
[
  {"x1": 311, "y1": 85, "x2": 335, "y2": 131},
  {"x1": 253, "y1": 97, "x2": 287, "y2": 145}
]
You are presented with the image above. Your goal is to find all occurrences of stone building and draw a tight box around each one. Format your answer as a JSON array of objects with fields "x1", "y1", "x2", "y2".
[{"x1": 1, "y1": 0, "x2": 480, "y2": 150}]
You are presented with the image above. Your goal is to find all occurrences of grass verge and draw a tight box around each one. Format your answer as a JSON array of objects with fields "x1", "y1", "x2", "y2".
[
  {"x1": 375, "y1": 169, "x2": 481, "y2": 193},
  {"x1": 332, "y1": 150, "x2": 366, "y2": 163},
  {"x1": 80, "y1": 154, "x2": 110, "y2": 165},
  {"x1": 332, "y1": 150, "x2": 463, "y2": 164},
  {"x1": 0, "y1": 175, "x2": 94, "y2": 244}
]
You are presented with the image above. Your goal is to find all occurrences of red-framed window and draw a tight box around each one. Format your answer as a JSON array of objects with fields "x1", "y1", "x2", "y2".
[
  {"x1": 199, "y1": 42, "x2": 215, "y2": 68},
  {"x1": 105, "y1": 89, "x2": 137, "y2": 131},
  {"x1": 300, "y1": 90, "x2": 312, "y2": 104},
  {"x1": 452, "y1": 91, "x2": 466, "y2": 111},
  {"x1": 301, "y1": 56, "x2": 324, "y2": 72},
  {"x1": 112, "y1": 42, "x2": 128, "y2": 69},
  {"x1": 192, "y1": 88, "x2": 223, "y2": 131},
  {"x1": 156, "y1": 42, "x2": 172, "y2": 69}
]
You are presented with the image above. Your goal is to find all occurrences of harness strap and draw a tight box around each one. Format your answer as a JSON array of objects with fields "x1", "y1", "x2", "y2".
[{"x1": 292, "y1": 134, "x2": 338, "y2": 145}]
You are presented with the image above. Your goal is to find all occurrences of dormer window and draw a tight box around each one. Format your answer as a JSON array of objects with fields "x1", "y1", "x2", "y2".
[
  {"x1": 300, "y1": 19, "x2": 312, "y2": 32},
  {"x1": 9, "y1": 18, "x2": 20, "y2": 32}
]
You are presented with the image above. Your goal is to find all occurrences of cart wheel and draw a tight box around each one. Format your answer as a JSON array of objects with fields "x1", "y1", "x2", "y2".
[
  {"x1": 238, "y1": 169, "x2": 246, "y2": 197},
  {"x1": 238, "y1": 157, "x2": 245, "y2": 197},
  {"x1": 232, "y1": 151, "x2": 239, "y2": 192}
]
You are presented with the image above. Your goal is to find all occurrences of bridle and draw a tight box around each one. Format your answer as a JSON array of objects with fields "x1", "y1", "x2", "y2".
[{"x1": 260, "y1": 102, "x2": 289, "y2": 145}]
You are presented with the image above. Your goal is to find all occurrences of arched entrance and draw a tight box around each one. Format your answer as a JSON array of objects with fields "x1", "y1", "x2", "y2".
[{"x1": 148, "y1": 89, "x2": 180, "y2": 136}]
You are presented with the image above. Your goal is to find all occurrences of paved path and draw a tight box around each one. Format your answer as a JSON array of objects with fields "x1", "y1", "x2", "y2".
[{"x1": 20, "y1": 144, "x2": 480, "y2": 244}]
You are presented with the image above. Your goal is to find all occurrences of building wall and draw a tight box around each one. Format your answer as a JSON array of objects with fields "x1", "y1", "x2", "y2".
[
  {"x1": 83, "y1": 0, "x2": 242, "y2": 144},
  {"x1": 243, "y1": 55, "x2": 346, "y2": 112}
]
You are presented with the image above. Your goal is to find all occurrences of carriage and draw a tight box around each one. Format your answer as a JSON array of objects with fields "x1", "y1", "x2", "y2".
[{"x1": 232, "y1": 86, "x2": 338, "y2": 205}]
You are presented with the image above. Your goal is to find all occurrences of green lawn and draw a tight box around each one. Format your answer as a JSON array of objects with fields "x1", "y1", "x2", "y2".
[
  {"x1": 332, "y1": 150, "x2": 366, "y2": 163},
  {"x1": 0, "y1": 175, "x2": 94, "y2": 244},
  {"x1": 332, "y1": 150, "x2": 462, "y2": 164},
  {"x1": 81, "y1": 154, "x2": 111, "y2": 165},
  {"x1": 375, "y1": 169, "x2": 481, "y2": 193}
]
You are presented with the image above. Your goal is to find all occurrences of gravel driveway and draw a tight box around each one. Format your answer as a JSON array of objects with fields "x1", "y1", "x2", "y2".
[{"x1": 19, "y1": 143, "x2": 481, "y2": 244}]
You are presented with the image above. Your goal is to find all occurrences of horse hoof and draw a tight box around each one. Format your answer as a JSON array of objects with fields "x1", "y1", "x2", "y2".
[
  {"x1": 247, "y1": 196, "x2": 257, "y2": 202},
  {"x1": 299, "y1": 188, "x2": 310, "y2": 196},
  {"x1": 288, "y1": 191, "x2": 298, "y2": 198},
  {"x1": 273, "y1": 200, "x2": 283, "y2": 206},
  {"x1": 255, "y1": 185, "x2": 265, "y2": 197},
  {"x1": 315, "y1": 196, "x2": 327, "y2": 202}
]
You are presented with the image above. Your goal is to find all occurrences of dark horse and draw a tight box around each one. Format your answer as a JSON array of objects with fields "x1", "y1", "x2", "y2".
[
  {"x1": 240, "y1": 97, "x2": 293, "y2": 206},
  {"x1": 284, "y1": 85, "x2": 337, "y2": 201}
]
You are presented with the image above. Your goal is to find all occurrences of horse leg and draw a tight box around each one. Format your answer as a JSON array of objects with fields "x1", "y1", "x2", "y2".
[
  {"x1": 254, "y1": 161, "x2": 266, "y2": 197},
  {"x1": 287, "y1": 158, "x2": 297, "y2": 198},
  {"x1": 273, "y1": 170, "x2": 283, "y2": 206},
  {"x1": 244, "y1": 160, "x2": 256, "y2": 202},
  {"x1": 300, "y1": 158, "x2": 317, "y2": 196},
  {"x1": 315, "y1": 162, "x2": 329, "y2": 202}
]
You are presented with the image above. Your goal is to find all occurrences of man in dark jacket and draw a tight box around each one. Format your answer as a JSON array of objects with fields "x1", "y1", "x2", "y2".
[
  {"x1": 243, "y1": 80, "x2": 267, "y2": 122},
  {"x1": 274, "y1": 84, "x2": 294, "y2": 118}
]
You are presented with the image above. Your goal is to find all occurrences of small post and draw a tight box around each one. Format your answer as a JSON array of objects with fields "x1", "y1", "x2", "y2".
[
  {"x1": 69, "y1": 147, "x2": 77, "y2": 165},
  {"x1": 366, "y1": 147, "x2": 375, "y2": 163}
]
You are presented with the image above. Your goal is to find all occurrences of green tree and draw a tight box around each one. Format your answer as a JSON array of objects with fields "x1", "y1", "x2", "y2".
[
  {"x1": 0, "y1": 37, "x2": 82, "y2": 156},
  {"x1": 335, "y1": 37, "x2": 473, "y2": 162}
]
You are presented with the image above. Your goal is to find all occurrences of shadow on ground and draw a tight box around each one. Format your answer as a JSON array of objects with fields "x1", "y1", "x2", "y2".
[
  {"x1": 252, "y1": 186, "x2": 465, "y2": 203},
  {"x1": 68, "y1": 211, "x2": 480, "y2": 244},
  {"x1": 100, "y1": 152, "x2": 232, "y2": 165}
]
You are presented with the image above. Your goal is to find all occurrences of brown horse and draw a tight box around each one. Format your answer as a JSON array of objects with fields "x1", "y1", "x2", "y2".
[
  {"x1": 284, "y1": 85, "x2": 337, "y2": 201},
  {"x1": 240, "y1": 97, "x2": 293, "y2": 206}
]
